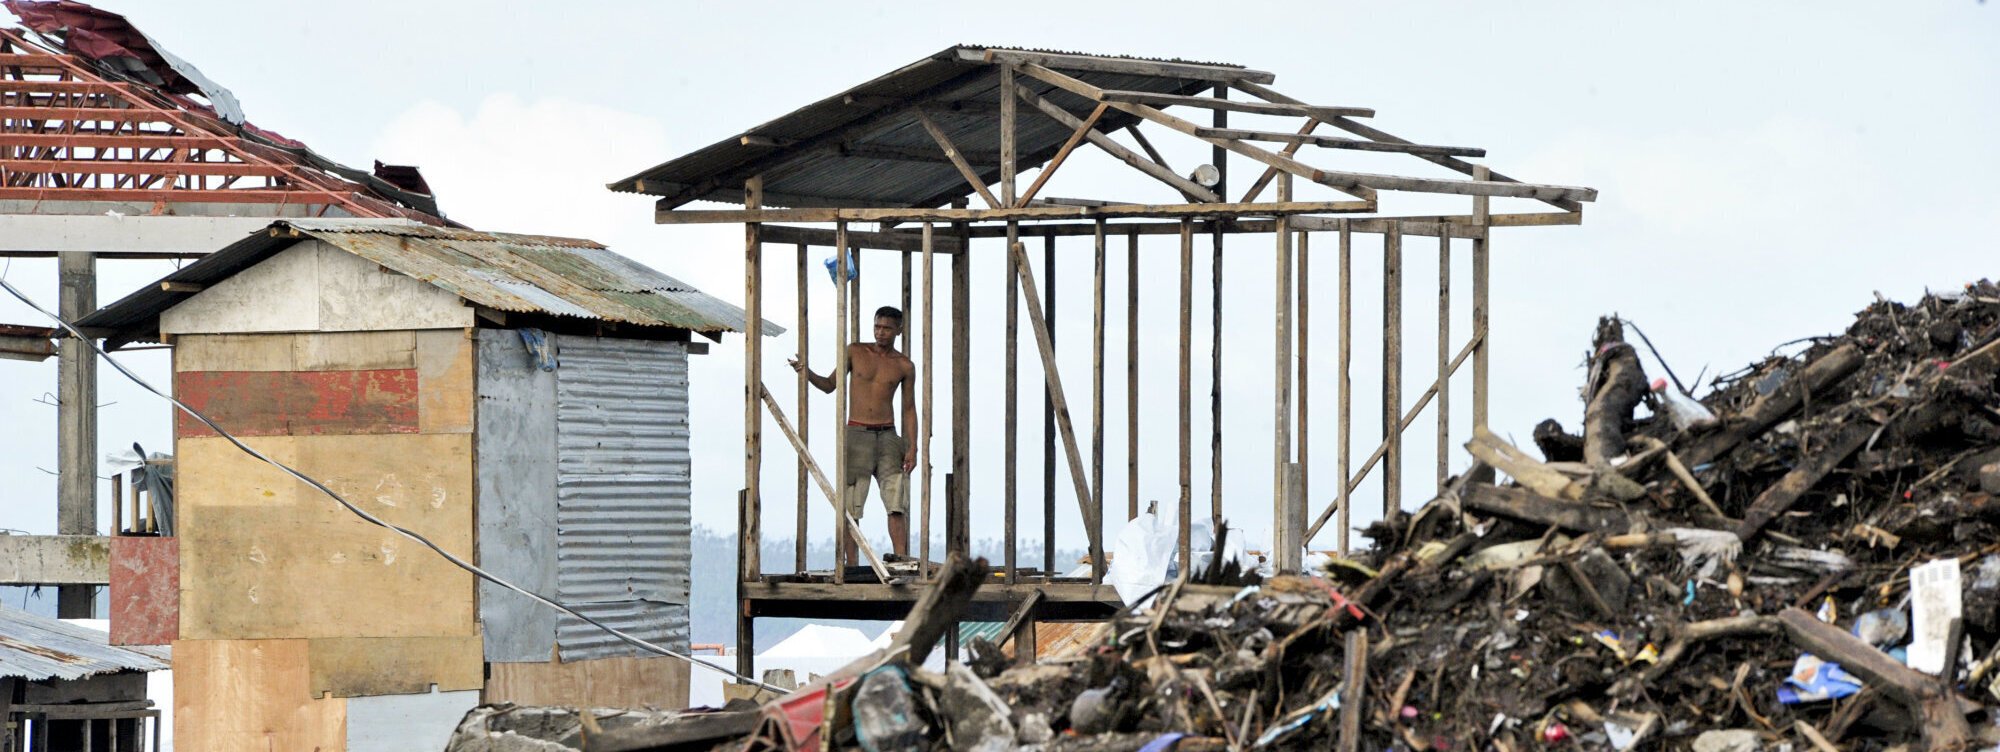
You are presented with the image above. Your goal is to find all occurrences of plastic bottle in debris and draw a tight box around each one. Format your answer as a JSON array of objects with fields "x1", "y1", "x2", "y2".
[
  {"x1": 851, "y1": 666, "x2": 925, "y2": 752},
  {"x1": 1652, "y1": 378, "x2": 1717, "y2": 431}
]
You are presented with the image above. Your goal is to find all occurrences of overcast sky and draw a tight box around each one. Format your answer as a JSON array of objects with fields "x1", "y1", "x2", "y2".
[{"x1": 0, "y1": 2, "x2": 1993, "y2": 561}]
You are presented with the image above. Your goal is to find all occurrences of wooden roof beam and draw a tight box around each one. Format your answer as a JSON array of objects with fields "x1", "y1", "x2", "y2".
[
  {"x1": 1017, "y1": 65, "x2": 1595, "y2": 203},
  {"x1": 1012, "y1": 84, "x2": 1221, "y2": 203},
  {"x1": 1014, "y1": 63, "x2": 1374, "y2": 202},
  {"x1": 1099, "y1": 89, "x2": 1372, "y2": 120},
  {"x1": 1230, "y1": 79, "x2": 1585, "y2": 212},
  {"x1": 1194, "y1": 126, "x2": 1484, "y2": 158},
  {"x1": 913, "y1": 109, "x2": 1003, "y2": 208}
]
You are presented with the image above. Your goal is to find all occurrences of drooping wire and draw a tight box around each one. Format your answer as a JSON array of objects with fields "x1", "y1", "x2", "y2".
[{"x1": 0, "y1": 277, "x2": 779, "y2": 692}]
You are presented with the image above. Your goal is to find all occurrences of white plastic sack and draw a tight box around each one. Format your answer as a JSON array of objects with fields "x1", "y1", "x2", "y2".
[{"x1": 1105, "y1": 505, "x2": 1179, "y2": 606}]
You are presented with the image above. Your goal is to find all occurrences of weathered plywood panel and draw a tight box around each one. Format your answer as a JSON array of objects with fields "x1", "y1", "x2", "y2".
[
  {"x1": 174, "y1": 369, "x2": 420, "y2": 438},
  {"x1": 173, "y1": 332, "x2": 420, "y2": 373},
  {"x1": 307, "y1": 635, "x2": 482, "y2": 698},
  {"x1": 345, "y1": 689, "x2": 480, "y2": 752},
  {"x1": 474, "y1": 329, "x2": 559, "y2": 662},
  {"x1": 314, "y1": 242, "x2": 473, "y2": 332},
  {"x1": 174, "y1": 638, "x2": 347, "y2": 752},
  {"x1": 178, "y1": 434, "x2": 475, "y2": 639},
  {"x1": 484, "y1": 655, "x2": 689, "y2": 711},
  {"x1": 173, "y1": 333, "x2": 296, "y2": 372},
  {"x1": 417, "y1": 329, "x2": 473, "y2": 434},
  {"x1": 294, "y1": 330, "x2": 418, "y2": 371},
  {"x1": 109, "y1": 536, "x2": 177, "y2": 646},
  {"x1": 161, "y1": 242, "x2": 322, "y2": 335}
]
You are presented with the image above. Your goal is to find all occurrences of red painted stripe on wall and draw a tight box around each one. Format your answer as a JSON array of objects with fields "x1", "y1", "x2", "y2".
[
  {"x1": 110, "y1": 536, "x2": 177, "y2": 646},
  {"x1": 174, "y1": 369, "x2": 421, "y2": 438}
]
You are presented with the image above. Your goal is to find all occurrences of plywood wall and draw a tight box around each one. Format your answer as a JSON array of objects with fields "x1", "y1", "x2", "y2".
[
  {"x1": 485, "y1": 656, "x2": 689, "y2": 710},
  {"x1": 173, "y1": 327, "x2": 481, "y2": 750}
]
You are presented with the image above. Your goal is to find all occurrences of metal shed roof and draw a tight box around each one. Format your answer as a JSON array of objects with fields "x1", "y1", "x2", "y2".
[
  {"x1": 0, "y1": 607, "x2": 167, "y2": 682},
  {"x1": 79, "y1": 219, "x2": 780, "y2": 346},
  {"x1": 609, "y1": 45, "x2": 1268, "y2": 210}
]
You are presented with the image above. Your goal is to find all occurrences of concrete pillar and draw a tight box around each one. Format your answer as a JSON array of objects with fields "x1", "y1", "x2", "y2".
[{"x1": 57, "y1": 250, "x2": 97, "y2": 618}]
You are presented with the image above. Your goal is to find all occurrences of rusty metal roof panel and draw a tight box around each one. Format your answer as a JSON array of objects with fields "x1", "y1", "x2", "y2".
[
  {"x1": 0, "y1": 607, "x2": 168, "y2": 681},
  {"x1": 611, "y1": 45, "x2": 1241, "y2": 209},
  {"x1": 79, "y1": 220, "x2": 779, "y2": 345}
]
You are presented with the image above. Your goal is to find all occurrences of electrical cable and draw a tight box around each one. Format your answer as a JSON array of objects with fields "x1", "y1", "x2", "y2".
[{"x1": 0, "y1": 277, "x2": 781, "y2": 692}]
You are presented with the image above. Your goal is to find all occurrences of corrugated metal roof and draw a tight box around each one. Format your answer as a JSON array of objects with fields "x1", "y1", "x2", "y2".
[
  {"x1": 609, "y1": 45, "x2": 1258, "y2": 210},
  {"x1": 0, "y1": 607, "x2": 167, "y2": 681},
  {"x1": 79, "y1": 219, "x2": 781, "y2": 346}
]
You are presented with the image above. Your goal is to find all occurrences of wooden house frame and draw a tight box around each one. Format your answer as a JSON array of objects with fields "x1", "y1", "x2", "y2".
[{"x1": 612, "y1": 46, "x2": 1596, "y2": 677}]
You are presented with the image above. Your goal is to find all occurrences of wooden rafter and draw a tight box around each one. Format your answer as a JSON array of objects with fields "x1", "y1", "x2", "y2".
[
  {"x1": 1098, "y1": 89, "x2": 1373, "y2": 120},
  {"x1": 1194, "y1": 127, "x2": 1484, "y2": 158},
  {"x1": 0, "y1": 29, "x2": 423, "y2": 219},
  {"x1": 1015, "y1": 102, "x2": 1107, "y2": 208},
  {"x1": 1012, "y1": 87, "x2": 1220, "y2": 203},
  {"x1": 1230, "y1": 80, "x2": 1585, "y2": 212},
  {"x1": 913, "y1": 109, "x2": 1002, "y2": 208}
]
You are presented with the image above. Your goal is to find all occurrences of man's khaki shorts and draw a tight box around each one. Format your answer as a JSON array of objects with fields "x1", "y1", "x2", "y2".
[{"x1": 842, "y1": 426, "x2": 908, "y2": 519}]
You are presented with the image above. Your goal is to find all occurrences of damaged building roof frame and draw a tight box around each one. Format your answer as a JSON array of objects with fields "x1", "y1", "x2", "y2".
[{"x1": 0, "y1": 0, "x2": 445, "y2": 222}]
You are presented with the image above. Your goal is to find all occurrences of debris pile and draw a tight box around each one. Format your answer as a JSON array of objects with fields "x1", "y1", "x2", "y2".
[{"x1": 588, "y1": 283, "x2": 2000, "y2": 752}]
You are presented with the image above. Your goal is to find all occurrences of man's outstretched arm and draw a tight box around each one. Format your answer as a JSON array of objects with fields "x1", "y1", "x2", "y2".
[{"x1": 787, "y1": 357, "x2": 836, "y2": 393}]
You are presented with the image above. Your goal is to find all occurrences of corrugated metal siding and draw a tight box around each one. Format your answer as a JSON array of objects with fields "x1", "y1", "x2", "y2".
[
  {"x1": 475, "y1": 329, "x2": 561, "y2": 662},
  {"x1": 552, "y1": 334, "x2": 692, "y2": 660}
]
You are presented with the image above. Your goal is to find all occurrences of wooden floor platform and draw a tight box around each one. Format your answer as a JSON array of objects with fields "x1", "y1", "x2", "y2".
[{"x1": 742, "y1": 577, "x2": 1123, "y2": 622}]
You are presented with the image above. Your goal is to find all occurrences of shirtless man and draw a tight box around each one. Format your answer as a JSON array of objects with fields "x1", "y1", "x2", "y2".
[{"x1": 789, "y1": 306, "x2": 915, "y2": 566}]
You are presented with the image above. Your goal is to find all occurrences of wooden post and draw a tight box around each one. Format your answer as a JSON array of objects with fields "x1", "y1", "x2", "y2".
[
  {"x1": 1211, "y1": 87, "x2": 1228, "y2": 536},
  {"x1": 1471, "y1": 166, "x2": 1491, "y2": 433},
  {"x1": 849, "y1": 239, "x2": 861, "y2": 344},
  {"x1": 1127, "y1": 228, "x2": 1141, "y2": 522},
  {"x1": 1004, "y1": 240, "x2": 1019, "y2": 583},
  {"x1": 736, "y1": 489, "x2": 754, "y2": 682},
  {"x1": 1008, "y1": 242, "x2": 1106, "y2": 585},
  {"x1": 1336, "y1": 221, "x2": 1353, "y2": 555},
  {"x1": 951, "y1": 212, "x2": 972, "y2": 560},
  {"x1": 1437, "y1": 232, "x2": 1451, "y2": 493},
  {"x1": 1001, "y1": 64, "x2": 1020, "y2": 584},
  {"x1": 1042, "y1": 234, "x2": 1056, "y2": 581},
  {"x1": 57, "y1": 250, "x2": 96, "y2": 618},
  {"x1": 1178, "y1": 218, "x2": 1193, "y2": 573},
  {"x1": 921, "y1": 223, "x2": 935, "y2": 577},
  {"x1": 1278, "y1": 463, "x2": 1303, "y2": 572},
  {"x1": 1382, "y1": 223, "x2": 1403, "y2": 519},
  {"x1": 1339, "y1": 629, "x2": 1368, "y2": 752},
  {"x1": 743, "y1": 177, "x2": 764, "y2": 586},
  {"x1": 1296, "y1": 229, "x2": 1309, "y2": 538},
  {"x1": 832, "y1": 219, "x2": 849, "y2": 585},
  {"x1": 1274, "y1": 175, "x2": 1294, "y2": 558},
  {"x1": 795, "y1": 242, "x2": 810, "y2": 573},
  {"x1": 1091, "y1": 219, "x2": 1107, "y2": 579}
]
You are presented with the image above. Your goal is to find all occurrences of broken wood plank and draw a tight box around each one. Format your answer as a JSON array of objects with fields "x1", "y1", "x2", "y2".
[
  {"x1": 1678, "y1": 343, "x2": 1864, "y2": 467},
  {"x1": 1736, "y1": 421, "x2": 1878, "y2": 541},
  {"x1": 1464, "y1": 427, "x2": 1582, "y2": 500},
  {"x1": 1777, "y1": 607, "x2": 1973, "y2": 751},
  {"x1": 1463, "y1": 484, "x2": 1629, "y2": 534}
]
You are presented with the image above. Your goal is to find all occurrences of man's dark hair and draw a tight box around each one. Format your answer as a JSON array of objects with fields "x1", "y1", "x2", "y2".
[{"x1": 875, "y1": 306, "x2": 904, "y2": 323}]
